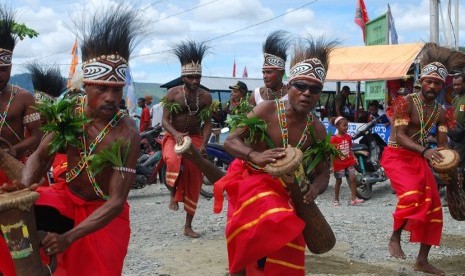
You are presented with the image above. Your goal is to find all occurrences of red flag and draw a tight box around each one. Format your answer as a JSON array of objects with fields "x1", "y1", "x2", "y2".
[
  {"x1": 242, "y1": 66, "x2": 248, "y2": 78},
  {"x1": 354, "y1": 0, "x2": 369, "y2": 43},
  {"x1": 67, "y1": 38, "x2": 79, "y2": 88},
  {"x1": 232, "y1": 59, "x2": 236, "y2": 78}
]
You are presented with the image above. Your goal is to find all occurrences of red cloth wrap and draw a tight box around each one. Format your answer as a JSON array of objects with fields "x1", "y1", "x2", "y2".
[
  {"x1": 214, "y1": 159, "x2": 306, "y2": 275},
  {"x1": 381, "y1": 147, "x2": 443, "y2": 246},
  {"x1": 35, "y1": 182, "x2": 130, "y2": 275},
  {"x1": 162, "y1": 133, "x2": 203, "y2": 215}
]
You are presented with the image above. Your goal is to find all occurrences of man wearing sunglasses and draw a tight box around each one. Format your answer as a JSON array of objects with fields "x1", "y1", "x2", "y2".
[
  {"x1": 221, "y1": 38, "x2": 337, "y2": 275},
  {"x1": 249, "y1": 30, "x2": 291, "y2": 106},
  {"x1": 161, "y1": 40, "x2": 212, "y2": 238}
]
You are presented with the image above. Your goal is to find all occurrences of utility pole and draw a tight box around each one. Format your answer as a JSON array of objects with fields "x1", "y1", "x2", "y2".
[
  {"x1": 455, "y1": 0, "x2": 459, "y2": 50},
  {"x1": 430, "y1": 0, "x2": 440, "y2": 43}
]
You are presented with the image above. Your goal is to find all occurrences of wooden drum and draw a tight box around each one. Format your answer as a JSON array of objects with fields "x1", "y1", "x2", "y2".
[
  {"x1": 0, "y1": 189, "x2": 55, "y2": 276},
  {"x1": 174, "y1": 136, "x2": 192, "y2": 154},
  {"x1": 265, "y1": 146, "x2": 303, "y2": 177},
  {"x1": 430, "y1": 149, "x2": 465, "y2": 221}
]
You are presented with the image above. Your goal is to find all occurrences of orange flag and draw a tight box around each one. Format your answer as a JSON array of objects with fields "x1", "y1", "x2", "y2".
[{"x1": 67, "y1": 38, "x2": 78, "y2": 88}]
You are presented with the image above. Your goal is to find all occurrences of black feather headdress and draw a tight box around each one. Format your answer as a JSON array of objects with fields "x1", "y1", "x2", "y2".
[
  {"x1": 289, "y1": 36, "x2": 339, "y2": 86},
  {"x1": 172, "y1": 40, "x2": 209, "y2": 76},
  {"x1": 420, "y1": 43, "x2": 465, "y2": 81},
  {"x1": 76, "y1": 5, "x2": 145, "y2": 86},
  {"x1": 0, "y1": 6, "x2": 17, "y2": 66},
  {"x1": 26, "y1": 62, "x2": 66, "y2": 102},
  {"x1": 262, "y1": 30, "x2": 291, "y2": 70}
]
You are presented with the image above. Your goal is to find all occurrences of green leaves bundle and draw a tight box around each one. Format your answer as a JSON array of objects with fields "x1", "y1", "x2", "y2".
[
  {"x1": 302, "y1": 127, "x2": 341, "y2": 175},
  {"x1": 161, "y1": 96, "x2": 181, "y2": 114},
  {"x1": 199, "y1": 100, "x2": 221, "y2": 123},
  {"x1": 87, "y1": 140, "x2": 131, "y2": 177},
  {"x1": 35, "y1": 95, "x2": 91, "y2": 155}
]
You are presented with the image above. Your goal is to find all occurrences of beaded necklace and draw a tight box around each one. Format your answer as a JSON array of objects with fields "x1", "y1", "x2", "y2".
[
  {"x1": 411, "y1": 93, "x2": 440, "y2": 146},
  {"x1": 0, "y1": 84, "x2": 18, "y2": 135},
  {"x1": 183, "y1": 85, "x2": 199, "y2": 115},
  {"x1": 245, "y1": 100, "x2": 313, "y2": 172},
  {"x1": 66, "y1": 96, "x2": 127, "y2": 200},
  {"x1": 266, "y1": 85, "x2": 284, "y2": 100},
  {"x1": 276, "y1": 99, "x2": 313, "y2": 149}
]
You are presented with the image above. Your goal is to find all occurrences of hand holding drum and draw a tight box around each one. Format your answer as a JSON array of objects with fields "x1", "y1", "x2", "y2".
[
  {"x1": 266, "y1": 146, "x2": 336, "y2": 254},
  {"x1": 430, "y1": 149, "x2": 465, "y2": 221},
  {"x1": 174, "y1": 136, "x2": 192, "y2": 154}
]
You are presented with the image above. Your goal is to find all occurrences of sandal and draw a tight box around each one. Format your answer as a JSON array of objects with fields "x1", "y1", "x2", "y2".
[
  {"x1": 350, "y1": 198, "x2": 364, "y2": 206},
  {"x1": 333, "y1": 200, "x2": 340, "y2": 207}
]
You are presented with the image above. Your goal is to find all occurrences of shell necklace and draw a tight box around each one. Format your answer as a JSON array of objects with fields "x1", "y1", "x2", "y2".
[{"x1": 183, "y1": 85, "x2": 199, "y2": 115}]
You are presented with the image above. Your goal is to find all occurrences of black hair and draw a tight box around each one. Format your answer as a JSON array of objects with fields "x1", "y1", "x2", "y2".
[
  {"x1": 138, "y1": 97, "x2": 145, "y2": 102},
  {"x1": 77, "y1": 5, "x2": 145, "y2": 62},
  {"x1": 368, "y1": 101, "x2": 379, "y2": 108},
  {"x1": 172, "y1": 40, "x2": 209, "y2": 66},
  {"x1": 263, "y1": 30, "x2": 291, "y2": 62},
  {"x1": 453, "y1": 73, "x2": 465, "y2": 82},
  {"x1": 25, "y1": 62, "x2": 66, "y2": 97},
  {"x1": 0, "y1": 5, "x2": 17, "y2": 51},
  {"x1": 290, "y1": 36, "x2": 339, "y2": 72}
]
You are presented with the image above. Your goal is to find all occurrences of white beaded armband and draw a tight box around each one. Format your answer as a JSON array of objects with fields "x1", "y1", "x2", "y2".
[
  {"x1": 438, "y1": 126, "x2": 448, "y2": 133},
  {"x1": 23, "y1": 112, "x2": 41, "y2": 124},
  {"x1": 112, "y1": 166, "x2": 136, "y2": 174}
]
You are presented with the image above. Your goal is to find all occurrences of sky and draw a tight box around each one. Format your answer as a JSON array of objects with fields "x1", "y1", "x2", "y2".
[{"x1": 9, "y1": 0, "x2": 465, "y2": 84}]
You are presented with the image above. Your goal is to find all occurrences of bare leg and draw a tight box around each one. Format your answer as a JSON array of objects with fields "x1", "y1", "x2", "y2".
[
  {"x1": 388, "y1": 220, "x2": 406, "y2": 259},
  {"x1": 184, "y1": 213, "x2": 200, "y2": 238},
  {"x1": 166, "y1": 185, "x2": 179, "y2": 211},
  {"x1": 413, "y1": 243, "x2": 445, "y2": 275},
  {"x1": 334, "y1": 178, "x2": 342, "y2": 203},
  {"x1": 348, "y1": 172, "x2": 357, "y2": 201}
]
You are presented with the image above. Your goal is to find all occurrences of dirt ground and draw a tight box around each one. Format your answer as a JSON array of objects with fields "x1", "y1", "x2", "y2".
[{"x1": 143, "y1": 233, "x2": 465, "y2": 276}]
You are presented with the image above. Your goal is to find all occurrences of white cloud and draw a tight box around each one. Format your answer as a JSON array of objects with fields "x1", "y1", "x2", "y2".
[
  {"x1": 282, "y1": 8, "x2": 315, "y2": 27},
  {"x1": 194, "y1": 0, "x2": 273, "y2": 22}
]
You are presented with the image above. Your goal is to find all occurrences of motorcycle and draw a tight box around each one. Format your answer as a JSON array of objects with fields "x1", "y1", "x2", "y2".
[
  {"x1": 350, "y1": 117, "x2": 388, "y2": 200},
  {"x1": 134, "y1": 124, "x2": 164, "y2": 189}
]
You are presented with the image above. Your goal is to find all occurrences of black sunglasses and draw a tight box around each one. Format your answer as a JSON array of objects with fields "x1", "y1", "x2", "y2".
[{"x1": 290, "y1": 82, "x2": 322, "y2": 94}]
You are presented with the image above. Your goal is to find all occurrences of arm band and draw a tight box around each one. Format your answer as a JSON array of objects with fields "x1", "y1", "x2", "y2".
[
  {"x1": 23, "y1": 112, "x2": 41, "y2": 124},
  {"x1": 112, "y1": 166, "x2": 136, "y2": 174},
  {"x1": 438, "y1": 125, "x2": 448, "y2": 133}
]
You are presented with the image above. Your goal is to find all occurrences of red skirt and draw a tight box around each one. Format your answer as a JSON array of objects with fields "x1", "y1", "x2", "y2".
[
  {"x1": 381, "y1": 147, "x2": 443, "y2": 245},
  {"x1": 215, "y1": 159, "x2": 306, "y2": 275}
]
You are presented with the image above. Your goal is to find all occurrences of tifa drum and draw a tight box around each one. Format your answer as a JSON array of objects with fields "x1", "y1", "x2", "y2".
[
  {"x1": 0, "y1": 189, "x2": 55, "y2": 275},
  {"x1": 430, "y1": 149, "x2": 465, "y2": 221}
]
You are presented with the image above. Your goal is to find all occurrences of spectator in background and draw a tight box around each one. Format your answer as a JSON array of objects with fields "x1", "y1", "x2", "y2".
[
  {"x1": 368, "y1": 100, "x2": 390, "y2": 126},
  {"x1": 137, "y1": 97, "x2": 151, "y2": 132},
  {"x1": 414, "y1": 81, "x2": 421, "y2": 93},
  {"x1": 119, "y1": 99, "x2": 127, "y2": 111},
  {"x1": 224, "y1": 81, "x2": 248, "y2": 114},
  {"x1": 335, "y1": 86, "x2": 352, "y2": 120},
  {"x1": 151, "y1": 99, "x2": 163, "y2": 127}
]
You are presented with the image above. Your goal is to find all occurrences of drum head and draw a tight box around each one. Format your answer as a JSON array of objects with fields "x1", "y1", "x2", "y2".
[
  {"x1": 0, "y1": 189, "x2": 39, "y2": 212},
  {"x1": 265, "y1": 147, "x2": 303, "y2": 177},
  {"x1": 431, "y1": 149, "x2": 459, "y2": 173},
  {"x1": 174, "y1": 136, "x2": 192, "y2": 154}
]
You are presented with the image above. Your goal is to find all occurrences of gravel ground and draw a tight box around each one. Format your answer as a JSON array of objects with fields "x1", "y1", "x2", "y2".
[{"x1": 123, "y1": 177, "x2": 465, "y2": 276}]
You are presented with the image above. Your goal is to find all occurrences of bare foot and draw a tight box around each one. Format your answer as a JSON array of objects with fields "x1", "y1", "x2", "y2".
[
  {"x1": 388, "y1": 237, "x2": 406, "y2": 259},
  {"x1": 414, "y1": 261, "x2": 445, "y2": 275},
  {"x1": 184, "y1": 227, "x2": 200, "y2": 238},
  {"x1": 169, "y1": 198, "x2": 179, "y2": 211}
]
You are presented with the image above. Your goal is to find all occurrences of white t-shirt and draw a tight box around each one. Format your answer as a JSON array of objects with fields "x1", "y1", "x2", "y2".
[
  {"x1": 151, "y1": 103, "x2": 163, "y2": 127},
  {"x1": 253, "y1": 87, "x2": 288, "y2": 105}
]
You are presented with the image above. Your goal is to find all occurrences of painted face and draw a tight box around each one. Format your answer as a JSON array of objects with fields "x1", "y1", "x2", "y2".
[
  {"x1": 262, "y1": 69, "x2": 284, "y2": 90},
  {"x1": 287, "y1": 79, "x2": 322, "y2": 114},
  {"x1": 182, "y1": 75, "x2": 201, "y2": 91},
  {"x1": 85, "y1": 84, "x2": 123, "y2": 119},
  {"x1": 0, "y1": 66, "x2": 12, "y2": 91},
  {"x1": 452, "y1": 76, "x2": 465, "y2": 95},
  {"x1": 420, "y1": 77, "x2": 444, "y2": 101}
]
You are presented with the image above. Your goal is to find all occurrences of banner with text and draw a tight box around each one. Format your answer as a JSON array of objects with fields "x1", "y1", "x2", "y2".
[{"x1": 365, "y1": 13, "x2": 388, "y2": 46}]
